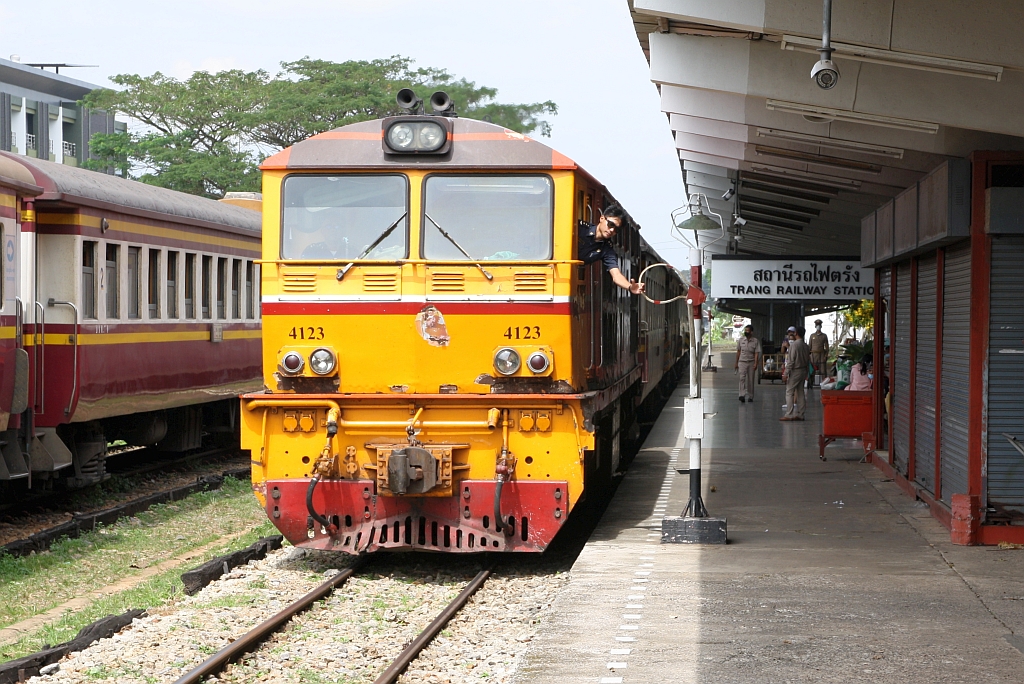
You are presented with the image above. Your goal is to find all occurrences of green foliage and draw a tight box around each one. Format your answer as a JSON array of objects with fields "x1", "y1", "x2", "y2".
[
  {"x1": 81, "y1": 56, "x2": 558, "y2": 198},
  {"x1": 843, "y1": 299, "x2": 875, "y2": 332},
  {"x1": 840, "y1": 339, "x2": 874, "y2": 365}
]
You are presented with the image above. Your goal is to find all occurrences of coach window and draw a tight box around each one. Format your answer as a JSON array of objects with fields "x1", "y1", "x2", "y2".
[
  {"x1": 167, "y1": 251, "x2": 179, "y2": 318},
  {"x1": 245, "y1": 260, "x2": 254, "y2": 319},
  {"x1": 127, "y1": 247, "x2": 141, "y2": 319},
  {"x1": 105, "y1": 245, "x2": 119, "y2": 318},
  {"x1": 184, "y1": 253, "x2": 196, "y2": 319},
  {"x1": 201, "y1": 255, "x2": 212, "y2": 319},
  {"x1": 281, "y1": 175, "x2": 408, "y2": 260},
  {"x1": 147, "y1": 249, "x2": 161, "y2": 318},
  {"x1": 82, "y1": 241, "x2": 97, "y2": 319},
  {"x1": 230, "y1": 259, "x2": 241, "y2": 319},
  {"x1": 216, "y1": 257, "x2": 227, "y2": 319},
  {"x1": 422, "y1": 175, "x2": 553, "y2": 261}
]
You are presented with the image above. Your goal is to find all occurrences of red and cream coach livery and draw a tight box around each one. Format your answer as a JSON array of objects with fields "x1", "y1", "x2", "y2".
[{"x1": 0, "y1": 151, "x2": 263, "y2": 498}]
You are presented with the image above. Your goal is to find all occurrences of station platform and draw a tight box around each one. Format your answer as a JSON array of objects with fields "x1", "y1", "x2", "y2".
[{"x1": 517, "y1": 352, "x2": 1024, "y2": 683}]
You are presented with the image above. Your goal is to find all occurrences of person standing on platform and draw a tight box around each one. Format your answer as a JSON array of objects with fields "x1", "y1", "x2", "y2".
[
  {"x1": 808, "y1": 319, "x2": 830, "y2": 388},
  {"x1": 781, "y1": 326, "x2": 810, "y2": 421},
  {"x1": 734, "y1": 324, "x2": 761, "y2": 403},
  {"x1": 781, "y1": 326, "x2": 796, "y2": 356}
]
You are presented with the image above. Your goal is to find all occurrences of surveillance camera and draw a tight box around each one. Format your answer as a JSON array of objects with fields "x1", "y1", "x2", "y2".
[
  {"x1": 722, "y1": 188, "x2": 735, "y2": 201},
  {"x1": 811, "y1": 59, "x2": 840, "y2": 89},
  {"x1": 733, "y1": 216, "x2": 747, "y2": 227}
]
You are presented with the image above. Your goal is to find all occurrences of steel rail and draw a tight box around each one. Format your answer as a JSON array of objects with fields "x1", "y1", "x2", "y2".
[
  {"x1": 373, "y1": 567, "x2": 491, "y2": 684},
  {"x1": 172, "y1": 563, "x2": 363, "y2": 684}
]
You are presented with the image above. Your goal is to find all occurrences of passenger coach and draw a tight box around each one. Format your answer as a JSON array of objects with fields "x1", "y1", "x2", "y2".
[
  {"x1": 242, "y1": 93, "x2": 687, "y2": 553},
  {"x1": 0, "y1": 152, "x2": 263, "y2": 496}
]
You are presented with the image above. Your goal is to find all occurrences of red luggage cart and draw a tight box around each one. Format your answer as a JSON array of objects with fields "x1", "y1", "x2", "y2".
[{"x1": 819, "y1": 390, "x2": 873, "y2": 461}]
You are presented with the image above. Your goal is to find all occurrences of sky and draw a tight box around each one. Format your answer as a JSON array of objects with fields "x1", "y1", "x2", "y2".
[{"x1": 1, "y1": 0, "x2": 689, "y2": 266}]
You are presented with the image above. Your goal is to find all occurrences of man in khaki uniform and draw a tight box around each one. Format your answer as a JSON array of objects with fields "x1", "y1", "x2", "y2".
[
  {"x1": 734, "y1": 324, "x2": 761, "y2": 403},
  {"x1": 808, "y1": 319, "x2": 829, "y2": 388},
  {"x1": 781, "y1": 326, "x2": 811, "y2": 421}
]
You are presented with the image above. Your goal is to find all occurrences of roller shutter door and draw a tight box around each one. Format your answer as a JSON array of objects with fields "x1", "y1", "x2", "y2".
[
  {"x1": 914, "y1": 255, "x2": 938, "y2": 493},
  {"x1": 892, "y1": 261, "x2": 913, "y2": 476},
  {"x1": 940, "y1": 242, "x2": 971, "y2": 503},
  {"x1": 987, "y1": 236, "x2": 1024, "y2": 516}
]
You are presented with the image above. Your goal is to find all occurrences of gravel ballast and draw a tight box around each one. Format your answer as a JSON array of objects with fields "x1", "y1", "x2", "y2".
[{"x1": 25, "y1": 548, "x2": 569, "y2": 684}]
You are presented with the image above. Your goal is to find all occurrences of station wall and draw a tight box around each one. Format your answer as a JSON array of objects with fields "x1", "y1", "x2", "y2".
[{"x1": 865, "y1": 152, "x2": 1024, "y2": 545}]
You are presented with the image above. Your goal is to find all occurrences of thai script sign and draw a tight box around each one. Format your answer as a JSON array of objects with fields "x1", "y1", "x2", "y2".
[{"x1": 710, "y1": 256, "x2": 873, "y2": 300}]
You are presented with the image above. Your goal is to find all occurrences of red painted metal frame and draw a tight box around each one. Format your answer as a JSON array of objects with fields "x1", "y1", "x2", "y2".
[
  {"x1": 266, "y1": 479, "x2": 568, "y2": 554},
  {"x1": 907, "y1": 258, "x2": 918, "y2": 482},
  {"x1": 887, "y1": 266, "x2": 897, "y2": 466},
  {"x1": 934, "y1": 248, "x2": 944, "y2": 500},
  {"x1": 967, "y1": 152, "x2": 991, "y2": 505}
]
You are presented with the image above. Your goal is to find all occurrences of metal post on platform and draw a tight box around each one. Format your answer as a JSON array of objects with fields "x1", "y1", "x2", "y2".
[{"x1": 663, "y1": 248, "x2": 727, "y2": 544}]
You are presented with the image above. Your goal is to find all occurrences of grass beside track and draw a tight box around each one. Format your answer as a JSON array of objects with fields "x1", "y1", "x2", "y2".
[{"x1": 0, "y1": 476, "x2": 277, "y2": 661}]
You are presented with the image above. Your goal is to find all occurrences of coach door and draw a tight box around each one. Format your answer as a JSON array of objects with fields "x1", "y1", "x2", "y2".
[{"x1": 0, "y1": 198, "x2": 29, "y2": 482}]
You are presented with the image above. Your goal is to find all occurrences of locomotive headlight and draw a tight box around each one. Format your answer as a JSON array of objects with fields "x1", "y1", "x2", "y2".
[
  {"x1": 383, "y1": 120, "x2": 448, "y2": 153},
  {"x1": 280, "y1": 351, "x2": 304, "y2": 375},
  {"x1": 309, "y1": 348, "x2": 336, "y2": 376},
  {"x1": 387, "y1": 123, "x2": 415, "y2": 150},
  {"x1": 527, "y1": 351, "x2": 550, "y2": 374},
  {"x1": 419, "y1": 123, "x2": 444, "y2": 148},
  {"x1": 494, "y1": 348, "x2": 521, "y2": 376}
]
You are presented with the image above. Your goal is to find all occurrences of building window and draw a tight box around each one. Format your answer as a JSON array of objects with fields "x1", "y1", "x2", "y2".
[
  {"x1": 231, "y1": 259, "x2": 241, "y2": 319},
  {"x1": 201, "y1": 255, "x2": 212, "y2": 319},
  {"x1": 127, "y1": 247, "x2": 141, "y2": 319},
  {"x1": 82, "y1": 241, "x2": 97, "y2": 319},
  {"x1": 148, "y1": 249, "x2": 160, "y2": 318},
  {"x1": 105, "y1": 244, "x2": 119, "y2": 318},
  {"x1": 167, "y1": 251, "x2": 178, "y2": 318},
  {"x1": 245, "y1": 260, "x2": 254, "y2": 319},
  {"x1": 217, "y1": 257, "x2": 227, "y2": 319},
  {"x1": 184, "y1": 253, "x2": 196, "y2": 319}
]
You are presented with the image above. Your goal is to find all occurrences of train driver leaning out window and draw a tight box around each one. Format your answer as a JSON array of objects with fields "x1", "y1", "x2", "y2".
[{"x1": 578, "y1": 203, "x2": 645, "y2": 295}]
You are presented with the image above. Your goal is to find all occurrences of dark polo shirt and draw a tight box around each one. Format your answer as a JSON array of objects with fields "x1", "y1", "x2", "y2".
[{"x1": 578, "y1": 220, "x2": 619, "y2": 272}]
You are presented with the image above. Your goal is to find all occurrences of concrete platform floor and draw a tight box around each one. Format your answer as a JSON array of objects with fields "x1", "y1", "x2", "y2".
[{"x1": 516, "y1": 353, "x2": 1024, "y2": 683}]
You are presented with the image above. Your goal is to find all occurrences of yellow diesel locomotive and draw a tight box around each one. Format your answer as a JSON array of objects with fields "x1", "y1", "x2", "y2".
[{"x1": 241, "y1": 91, "x2": 688, "y2": 553}]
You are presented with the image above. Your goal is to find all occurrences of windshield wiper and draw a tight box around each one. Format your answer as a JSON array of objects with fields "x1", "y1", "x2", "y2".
[
  {"x1": 424, "y1": 213, "x2": 494, "y2": 281},
  {"x1": 336, "y1": 211, "x2": 408, "y2": 281}
]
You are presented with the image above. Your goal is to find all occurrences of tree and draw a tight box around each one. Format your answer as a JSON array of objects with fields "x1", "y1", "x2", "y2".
[{"x1": 81, "y1": 57, "x2": 558, "y2": 198}]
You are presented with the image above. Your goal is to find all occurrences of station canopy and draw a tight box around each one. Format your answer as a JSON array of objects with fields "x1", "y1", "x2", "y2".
[{"x1": 628, "y1": 1, "x2": 1024, "y2": 258}]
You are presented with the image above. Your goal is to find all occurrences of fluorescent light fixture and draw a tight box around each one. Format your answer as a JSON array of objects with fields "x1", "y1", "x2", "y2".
[
  {"x1": 755, "y1": 127, "x2": 904, "y2": 159},
  {"x1": 747, "y1": 165, "x2": 863, "y2": 190},
  {"x1": 754, "y1": 145, "x2": 883, "y2": 174},
  {"x1": 781, "y1": 35, "x2": 1003, "y2": 81},
  {"x1": 766, "y1": 99, "x2": 940, "y2": 134},
  {"x1": 740, "y1": 230, "x2": 793, "y2": 244}
]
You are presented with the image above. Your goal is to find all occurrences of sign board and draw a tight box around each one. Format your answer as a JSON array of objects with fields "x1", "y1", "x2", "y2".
[{"x1": 710, "y1": 255, "x2": 873, "y2": 300}]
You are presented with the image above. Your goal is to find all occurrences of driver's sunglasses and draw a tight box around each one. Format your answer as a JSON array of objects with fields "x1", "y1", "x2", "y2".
[{"x1": 602, "y1": 216, "x2": 621, "y2": 231}]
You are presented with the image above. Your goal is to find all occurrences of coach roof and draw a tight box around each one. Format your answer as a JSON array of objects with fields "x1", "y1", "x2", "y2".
[
  {"x1": 0, "y1": 152, "x2": 261, "y2": 236},
  {"x1": 260, "y1": 117, "x2": 578, "y2": 172}
]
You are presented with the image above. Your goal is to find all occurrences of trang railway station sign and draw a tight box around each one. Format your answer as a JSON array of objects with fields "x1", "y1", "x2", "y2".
[{"x1": 710, "y1": 255, "x2": 873, "y2": 300}]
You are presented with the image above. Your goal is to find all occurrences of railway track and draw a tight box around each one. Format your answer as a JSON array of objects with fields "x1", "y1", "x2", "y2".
[
  {"x1": 172, "y1": 562, "x2": 493, "y2": 684},
  {"x1": 0, "y1": 447, "x2": 249, "y2": 556}
]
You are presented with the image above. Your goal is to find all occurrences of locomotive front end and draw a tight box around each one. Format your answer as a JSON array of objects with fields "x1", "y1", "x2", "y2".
[{"x1": 242, "y1": 114, "x2": 595, "y2": 553}]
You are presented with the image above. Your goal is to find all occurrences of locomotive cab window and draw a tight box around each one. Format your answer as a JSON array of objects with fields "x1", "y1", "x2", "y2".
[
  {"x1": 422, "y1": 175, "x2": 552, "y2": 261},
  {"x1": 281, "y1": 175, "x2": 408, "y2": 260}
]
